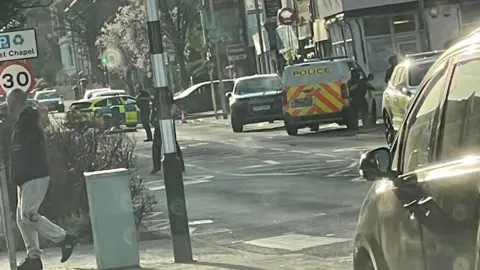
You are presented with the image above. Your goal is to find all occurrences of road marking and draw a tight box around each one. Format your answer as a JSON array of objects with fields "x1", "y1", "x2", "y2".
[
  {"x1": 188, "y1": 142, "x2": 209, "y2": 147},
  {"x1": 351, "y1": 177, "x2": 366, "y2": 182},
  {"x1": 263, "y1": 160, "x2": 280, "y2": 165},
  {"x1": 239, "y1": 164, "x2": 267, "y2": 170},
  {"x1": 146, "y1": 175, "x2": 214, "y2": 191},
  {"x1": 290, "y1": 150, "x2": 310, "y2": 154},
  {"x1": 315, "y1": 153, "x2": 336, "y2": 158},
  {"x1": 270, "y1": 148, "x2": 285, "y2": 151},
  {"x1": 326, "y1": 159, "x2": 344, "y2": 163},
  {"x1": 189, "y1": 219, "x2": 214, "y2": 225},
  {"x1": 135, "y1": 153, "x2": 151, "y2": 158},
  {"x1": 245, "y1": 234, "x2": 350, "y2": 251},
  {"x1": 326, "y1": 161, "x2": 358, "y2": 177}
]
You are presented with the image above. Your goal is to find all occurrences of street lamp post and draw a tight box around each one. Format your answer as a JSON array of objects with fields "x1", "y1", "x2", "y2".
[
  {"x1": 208, "y1": 0, "x2": 228, "y2": 119},
  {"x1": 144, "y1": 0, "x2": 193, "y2": 262},
  {"x1": 254, "y1": 0, "x2": 265, "y2": 74}
]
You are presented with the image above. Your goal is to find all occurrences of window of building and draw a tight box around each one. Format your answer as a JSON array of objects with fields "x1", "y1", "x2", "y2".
[
  {"x1": 67, "y1": 45, "x2": 74, "y2": 68},
  {"x1": 363, "y1": 17, "x2": 390, "y2": 37},
  {"x1": 392, "y1": 14, "x2": 416, "y2": 33}
]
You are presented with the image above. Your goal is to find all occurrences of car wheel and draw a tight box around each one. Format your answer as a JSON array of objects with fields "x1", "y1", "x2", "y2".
[
  {"x1": 285, "y1": 122, "x2": 298, "y2": 136},
  {"x1": 346, "y1": 108, "x2": 359, "y2": 130},
  {"x1": 309, "y1": 123, "x2": 320, "y2": 132},
  {"x1": 58, "y1": 107, "x2": 65, "y2": 113},
  {"x1": 383, "y1": 112, "x2": 395, "y2": 147},
  {"x1": 231, "y1": 113, "x2": 243, "y2": 133},
  {"x1": 269, "y1": 120, "x2": 274, "y2": 123}
]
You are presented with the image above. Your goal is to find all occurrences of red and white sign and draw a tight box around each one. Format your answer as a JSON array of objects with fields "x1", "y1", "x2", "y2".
[{"x1": 0, "y1": 60, "x2": 35, "y2": 95}]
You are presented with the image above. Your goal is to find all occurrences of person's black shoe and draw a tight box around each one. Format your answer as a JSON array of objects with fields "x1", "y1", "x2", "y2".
[
  {"x1": 18, "y1": 257, "x2": 43, "y2": 270},
  {"x1": 151, "y1": 168, "x2": 161, "y2": 174},
  {"x1": 60, "y1": 234, "x2": 77, "y2": 263},
  {"x1": 144, "y1": 138, "x2": 153, "y2": 142}
]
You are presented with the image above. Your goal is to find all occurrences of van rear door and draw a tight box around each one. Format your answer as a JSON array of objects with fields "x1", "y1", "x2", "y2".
[{"x1": 283, "y1": 62, "x2": 347, "y2": 117}]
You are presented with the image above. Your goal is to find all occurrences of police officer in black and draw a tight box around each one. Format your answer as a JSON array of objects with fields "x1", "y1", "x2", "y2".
[
  {"x1": 348, "y1": 68, "x2": 373, "y2": 129},
  {"x1": 150, "y1": 91, "x2": 185, "y2": 174},
  {"x1": 136, "y1": 86, "x2": 153, "y2": 142}
]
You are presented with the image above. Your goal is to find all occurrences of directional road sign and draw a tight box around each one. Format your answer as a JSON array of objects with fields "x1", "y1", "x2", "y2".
[
  {"x1": 0, "y1": 29, "x2": 38, "y2": 62},
  {"x1": 0, "y1": 61, "x2": 35, "y2": 95}
]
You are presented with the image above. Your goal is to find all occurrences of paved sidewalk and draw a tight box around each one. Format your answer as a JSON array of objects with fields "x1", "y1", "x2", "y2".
[{"x1": 0, "y1": 239, "x2": 352, "y2": 270}]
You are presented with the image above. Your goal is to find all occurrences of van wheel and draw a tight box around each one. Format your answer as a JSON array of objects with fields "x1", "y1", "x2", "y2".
[
  {"x1": 346, "y1": 108, "x2": 359, "y2": 130},
  {"x1": 309, "y1": 123, "x2": 319, "y2": 132},
  {"x1": 231, "y1": 114, "x2": 243, "y2": 133},
  {"x1": 285, "y1": 123, "x2": 298, "y2": 136}
]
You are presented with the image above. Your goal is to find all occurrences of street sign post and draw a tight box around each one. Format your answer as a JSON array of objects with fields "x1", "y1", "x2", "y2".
[
  {"x1": 0, "y1": 29, "x2": 38, "y2": 62},
  {"x1": 0, "y1": 61, "x2": 35, "y2": 95},
  {"x1": 226, "y1": 44, "x2": 247, "y2": 62}
]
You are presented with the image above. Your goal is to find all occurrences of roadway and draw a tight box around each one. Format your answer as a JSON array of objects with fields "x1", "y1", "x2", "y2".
[{"x1": 132, "y1": 119, "x2": 387, "y2": 261}]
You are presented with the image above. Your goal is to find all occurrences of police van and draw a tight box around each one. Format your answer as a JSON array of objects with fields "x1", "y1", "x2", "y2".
[{"x1": 282, "y1": 56, "x2": 376, "y2": 135}]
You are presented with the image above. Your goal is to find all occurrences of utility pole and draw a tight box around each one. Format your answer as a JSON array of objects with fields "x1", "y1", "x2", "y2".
[
  {"x1": 208, "y1": 0, "x2": 228, "y2": 119},
  {"x1": 254, "y1": 0, "x2": 265, "y2": 74},
  {"x1": 418, "y1": 0, "x2": 431, "y2": 51},
  {"x1": 144, "y1": 0, "x2": 193, "y2": 262}
]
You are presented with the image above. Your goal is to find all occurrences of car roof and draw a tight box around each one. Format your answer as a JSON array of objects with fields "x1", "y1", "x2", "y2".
[
  {"x1": 174, "y1": 79, "x2": 235, "y2": 99},
  {"x1": 287, "y1": 56, "x2": 354, "y2": 68},
  {"x1": 234, "y1": 74, "x2": 280, "y2": 83},
  {"x1": 36, "y1": 89, "x2": 57, "y2": 94}
]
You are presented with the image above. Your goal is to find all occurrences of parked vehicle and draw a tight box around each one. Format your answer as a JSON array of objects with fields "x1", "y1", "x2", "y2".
[
  {"x1": 226, "y1": 74, "x2": 283, "y2": 132},
  {"x1": 90, "y1": 89, "x2": 126, "y2": 98},
  {"x1": 354, "y1": 34, "x2": 480, "y2": 270},
  {"x1": 382, "y1": 50, "x2": 443, "y2": 145},
  {"x1": 34, "y1": 89, "x2": 65, "y2": 112},
  {"x1": 282, "y1": 56, "x2": 375, "y2": 135},
  {"x1": 83, "y1": 88, "x2": 112, "y2": 100},
  {"x1": 174, "y1": 80, "x2": 234, "y2": 114}
]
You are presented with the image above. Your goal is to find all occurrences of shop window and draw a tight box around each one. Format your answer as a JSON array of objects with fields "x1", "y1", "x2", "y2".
[
  {"x1": 364, "y1": 17, "x2": 390, "y2": 37},
  {"x1": 393, "y1": 14, "x2": 416, "y2": 33}
]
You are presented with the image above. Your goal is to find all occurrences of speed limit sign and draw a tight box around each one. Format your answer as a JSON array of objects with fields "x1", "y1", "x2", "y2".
[{"x1": 0, "y1": 61, "x2": 35, "y2": 95}]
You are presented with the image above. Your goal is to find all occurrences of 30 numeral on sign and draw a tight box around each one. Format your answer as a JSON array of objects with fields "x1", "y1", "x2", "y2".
[{"x1": 2, "y1": 71, "x2": 29, "y2": 88}]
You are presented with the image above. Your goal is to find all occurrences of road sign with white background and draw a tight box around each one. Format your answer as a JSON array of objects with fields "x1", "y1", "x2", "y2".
[
  {"x1": 0, "y1": 61, "x2": 35, "y2": 95},
  {"x1": 0, "y1": 29, "x2": 38, "y2": 62}
]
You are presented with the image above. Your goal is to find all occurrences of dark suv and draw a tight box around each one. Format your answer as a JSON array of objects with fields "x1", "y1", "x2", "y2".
[{"x1": 355, "y1": 35, "x2": 480, "y2": 270}]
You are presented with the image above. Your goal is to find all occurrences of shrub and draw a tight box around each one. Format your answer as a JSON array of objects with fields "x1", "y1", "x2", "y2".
[{"x1": 0, "y1": 118, "x2": 156, "y2": 251}]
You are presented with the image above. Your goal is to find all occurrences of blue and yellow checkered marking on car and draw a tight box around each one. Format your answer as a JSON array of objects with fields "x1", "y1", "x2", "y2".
[{"x1": 69, "y1": 96, "x2": 141, "y2": 126}]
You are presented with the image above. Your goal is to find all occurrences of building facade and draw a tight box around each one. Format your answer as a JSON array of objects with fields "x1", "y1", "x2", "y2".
[{"x1": 311, "y1": 0, "x2": 480, "y2": 87}]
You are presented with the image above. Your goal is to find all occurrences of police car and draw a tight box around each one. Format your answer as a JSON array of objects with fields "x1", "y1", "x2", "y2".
[
  {"x1": 282, "y1": 56, "x2": 376, "y2": 135},
  {"x1": 355, "y1": 34, "x2": 480, "y2": 270},
  {"x1": 382, "y1": 51, "x2": 443, "y2": 144},
  {"x1": 67, "y1": 95, "x2": 140, "y2": 128}
]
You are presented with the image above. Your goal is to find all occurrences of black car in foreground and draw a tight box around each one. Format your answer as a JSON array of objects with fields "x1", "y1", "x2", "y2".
[
  {"x1": 226, "y1": 74, "x2": 283, "y2": 132},
  {"x1": 355, "y1": 34, "x2": 480, "y2": 270}
]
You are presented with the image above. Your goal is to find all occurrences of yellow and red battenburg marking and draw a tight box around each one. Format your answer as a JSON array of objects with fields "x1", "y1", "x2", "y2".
[{"x1": 283, "y1": 80, "x2": 345, "y2": 116}]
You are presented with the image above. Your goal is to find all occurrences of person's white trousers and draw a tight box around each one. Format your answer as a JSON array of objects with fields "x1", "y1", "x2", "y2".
[{"x1": 16, "y1": 177, "x2": 66, "y2": 258}]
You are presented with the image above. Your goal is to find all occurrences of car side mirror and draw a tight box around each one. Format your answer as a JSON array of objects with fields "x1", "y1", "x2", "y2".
[
  {"x1": 359, "y1": 147, "x2": 392, "y2": 181},
  {"x1": 367, "y1": 73, "x2": 374, "y2": 81},
  {"x1": 225, "y1": 92, "x2": 232, "y2": 98}
]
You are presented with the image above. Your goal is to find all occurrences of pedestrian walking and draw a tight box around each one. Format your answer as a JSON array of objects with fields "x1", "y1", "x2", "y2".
[
  {"x1": 384, "y1": 55, "x2": 398, "y2": 84},
  {"x1": 150, "y1": 91, "x2": 185, "y2": 174},
  {"x1": 136, "y1": 86, "x2": 153, "y2": 142},
  {"x1": 3, "y1": 89, "x2": 77, "y2": 270}
]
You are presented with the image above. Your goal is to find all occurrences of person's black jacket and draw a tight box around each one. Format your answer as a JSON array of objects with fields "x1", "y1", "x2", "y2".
[
  {"x1": 136, "y1": 91, "x2": 151, "y2": 119},
  {"x1": 10, "y1": 107, "x2": 49, "y2": 186}
]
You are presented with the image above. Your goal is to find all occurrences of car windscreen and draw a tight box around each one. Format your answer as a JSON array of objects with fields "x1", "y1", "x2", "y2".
[
  {"x1": 235, "y1": 77, "x2": 282, "y2": 95},
  {"x1": 37, "y1": 92, "x2": 60, "y2": 100},
  {"x1": 408, "y1": 62, "x2": 434, "y2": 86},
  {"x1": 70, "y1": 102, "x2": 91, "y2": 110},
  {"x1": 283, "y1": 63, "x2": 341, "y2": 85}
]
